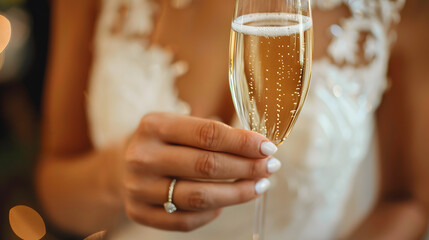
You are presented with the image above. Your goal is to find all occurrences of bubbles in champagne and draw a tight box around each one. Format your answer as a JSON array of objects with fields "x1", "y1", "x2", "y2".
[{"x1": 230, "y1": 13, "x2": 313, "y2": 144}]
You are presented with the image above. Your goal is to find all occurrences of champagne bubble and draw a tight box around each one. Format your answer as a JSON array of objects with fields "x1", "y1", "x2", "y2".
[{"x1": 231, "y1": 12, "x2": 312, "y2": 143}]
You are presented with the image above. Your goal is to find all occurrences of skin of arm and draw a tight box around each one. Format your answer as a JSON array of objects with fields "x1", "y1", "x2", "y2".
[{"x1": 36, "y1": 0, "x2": 126, "y2": 234}]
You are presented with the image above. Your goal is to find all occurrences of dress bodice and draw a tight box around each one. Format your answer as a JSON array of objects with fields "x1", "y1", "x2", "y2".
[{"x1": 87, "y1": 0, "x2": 404, "y2": 239}]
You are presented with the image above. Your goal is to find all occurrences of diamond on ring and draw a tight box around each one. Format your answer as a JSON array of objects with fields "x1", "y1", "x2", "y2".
[
  {"x1": 164, "y1": 202, "x2": 177, "y2": 213},
  {"x1": 164, "y1": 179, "x2": 177, "y2": 213}
]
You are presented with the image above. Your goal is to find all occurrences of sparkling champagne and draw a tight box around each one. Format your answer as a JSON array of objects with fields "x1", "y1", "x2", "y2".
[{"x1": 230, "y1": 13, "x2": 313, "y2": 145}]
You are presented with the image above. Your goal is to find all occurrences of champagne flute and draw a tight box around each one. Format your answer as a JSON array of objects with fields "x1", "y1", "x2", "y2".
[{"x1": 229, "y1": 0, "x2": 313, "y2": 239}]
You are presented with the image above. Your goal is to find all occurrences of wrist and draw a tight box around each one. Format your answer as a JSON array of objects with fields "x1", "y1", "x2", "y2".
[{"x1": 97, "y1": 140, "x2": 127, "y2": 213}]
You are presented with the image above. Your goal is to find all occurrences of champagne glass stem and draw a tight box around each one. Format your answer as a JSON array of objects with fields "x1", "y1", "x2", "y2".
[{"x1": 253, "y1": 192, "x2": 267, "y2": 240}]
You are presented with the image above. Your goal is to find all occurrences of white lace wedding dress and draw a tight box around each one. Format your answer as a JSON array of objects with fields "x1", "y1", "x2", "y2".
[{"x1": 87, "y1": 0, "x2": 405, "y2": 239}]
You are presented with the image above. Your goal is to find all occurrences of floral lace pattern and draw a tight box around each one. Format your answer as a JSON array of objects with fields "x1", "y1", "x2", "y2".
[
  {"x1": 88, "y1": 0, "x2": 404, "y2": 239},
  {"x1": 88, "y1": 0, "x2": 190, "y2": 148}
]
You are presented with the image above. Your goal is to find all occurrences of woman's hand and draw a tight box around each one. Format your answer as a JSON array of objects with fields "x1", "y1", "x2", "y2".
[{"x1": 121, "y1": 112, "x2": 280, "y2": 232}]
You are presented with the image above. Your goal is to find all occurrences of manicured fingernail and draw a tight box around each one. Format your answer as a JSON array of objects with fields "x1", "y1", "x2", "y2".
[
  {"x1": 261, "y1": 142, "x2": 277, "y2": 156},
  {"x1": 255, "y1": 178, "x2": 271, "y2": 195},
  {"x1": 267, "y1": 157, "x2": 281, "y2": 173}
]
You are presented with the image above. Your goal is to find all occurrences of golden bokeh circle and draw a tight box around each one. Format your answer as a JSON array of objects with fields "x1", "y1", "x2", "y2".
[
  {"x1": 0, "y1": 15, "x2": 11, "y2": 53},
  {"x1": 9, "y1": 205, "x2": 46, "y2": 240}
]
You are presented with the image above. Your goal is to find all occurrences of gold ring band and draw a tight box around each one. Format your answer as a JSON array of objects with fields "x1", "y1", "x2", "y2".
[{"x1": 163, "y1": 179, "x2": 177, "y2": 213}]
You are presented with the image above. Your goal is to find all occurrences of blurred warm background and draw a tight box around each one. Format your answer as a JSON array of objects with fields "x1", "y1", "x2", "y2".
[
  {"x1": 0, "y1": 0, "x2": 57, "y2": 239},
  {"x1": 0, "y1": 0, "x2": 428, "y2": 239}
]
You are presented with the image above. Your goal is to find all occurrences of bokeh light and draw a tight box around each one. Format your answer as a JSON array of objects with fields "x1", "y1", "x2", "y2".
[
  {"x1": 9, "y1": 205, "x2": 46, "y2": 240},
  {"x1": 0, "y1": 14, "x2": 11, "y2": 53}
]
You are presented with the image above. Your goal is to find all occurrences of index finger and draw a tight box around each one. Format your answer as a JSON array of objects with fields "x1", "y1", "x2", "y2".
[{"x1": 141, "y1": 113, "x2": 277, "y2": 158}]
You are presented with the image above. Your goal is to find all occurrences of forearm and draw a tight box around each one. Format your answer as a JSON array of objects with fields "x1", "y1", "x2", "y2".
[
  {"x1": 346, "y1": 200, "x2": 428, "y2": 240},
  {"x1": 36, "y1": 143, "x2": 125, "y2": 235}
]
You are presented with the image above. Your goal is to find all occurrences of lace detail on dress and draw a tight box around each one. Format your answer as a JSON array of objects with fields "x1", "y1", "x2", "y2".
[
  {"x1": 322, "y1": 0, "x2": 405, "y2": 111},
  {"x1": 88, "y1": 0, "x2": 190, "y2": 148}
]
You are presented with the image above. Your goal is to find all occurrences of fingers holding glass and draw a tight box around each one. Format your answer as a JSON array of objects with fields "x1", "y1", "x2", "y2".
[
  {"x1": 123, "y1": 112, "x2": 280, "y2": 230},
  {"x1": 125, "y1": 177, "x2": 271, "y2": 212},
  {"x1": 138, "y1": 113, "x2": 278, "y2": 158},
  {"x1": 129, "y1": 144, "x2": 281, "y2": 180}
]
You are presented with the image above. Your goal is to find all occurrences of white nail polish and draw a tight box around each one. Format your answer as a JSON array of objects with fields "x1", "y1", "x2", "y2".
[
  {"x1": 261, "y1": 142, "x2": 277, "y2": 156},
  {"x1": 267, "y1": 157, "x2": 281, "y2": 173},
  {"x1": 255, "y1": 178, "x2": 271, "y2": 195}
]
